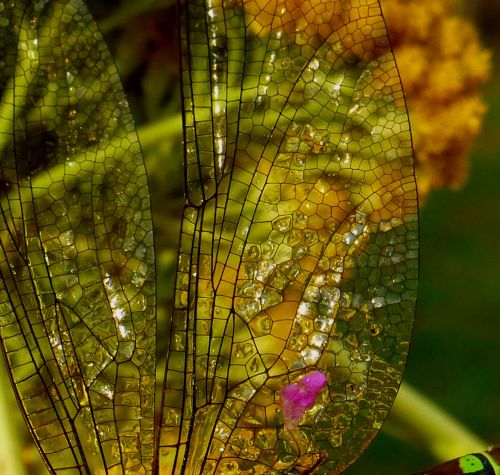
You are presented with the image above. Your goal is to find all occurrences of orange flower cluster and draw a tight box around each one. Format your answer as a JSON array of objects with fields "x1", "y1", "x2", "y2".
[
  {"x1": 239, "y1": 0, "x2": 490, "y2": 200},
  {"x1": 381, "y1": 0, "x2": 491, "y2": 199},
  {"x1": 242, "y1": 0, "x2": 390, "y2": 60}
]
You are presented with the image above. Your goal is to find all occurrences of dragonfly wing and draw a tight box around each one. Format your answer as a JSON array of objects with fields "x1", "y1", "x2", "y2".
[
  {"x1": 0, "y1": 1, "x2": 155, "y2": 473},
  {"x1": 159, "y1": 0, "x2": 417, "y2": 473}
]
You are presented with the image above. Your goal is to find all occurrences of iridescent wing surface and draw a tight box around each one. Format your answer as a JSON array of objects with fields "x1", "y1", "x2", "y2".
[
  {"x1": 158, "y1": 0, "x2": 418, "y2": 473},
  {"x1": 0, "y1": 1, "x2": 155, "y2": 473}
]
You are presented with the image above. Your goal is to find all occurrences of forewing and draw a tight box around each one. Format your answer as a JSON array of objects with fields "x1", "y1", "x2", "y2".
[
  {"x1": 0, "y1": 1, "x2": 155, "y2": 473},
  {"x1": 159, "y1": 0, "x2": 417, "y2": 473}
]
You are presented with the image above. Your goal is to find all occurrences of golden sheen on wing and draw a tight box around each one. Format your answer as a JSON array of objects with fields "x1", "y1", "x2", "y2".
[{"x1": 158, "y1": 0, "x2": 418, "y2": 473}]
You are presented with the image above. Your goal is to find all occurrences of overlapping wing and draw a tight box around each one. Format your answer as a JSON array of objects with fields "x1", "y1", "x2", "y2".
[
  {"x1": 0, "y1": 1, "x2": 155, "y2": 473},
  {"x1": 159, "y1": 0, "x2": 417, "y2": 473}
]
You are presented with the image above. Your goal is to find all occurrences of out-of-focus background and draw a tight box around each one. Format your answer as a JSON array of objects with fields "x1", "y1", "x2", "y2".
[{"x1": 1, "y1": 1, "x2": 498, "y2": 473}]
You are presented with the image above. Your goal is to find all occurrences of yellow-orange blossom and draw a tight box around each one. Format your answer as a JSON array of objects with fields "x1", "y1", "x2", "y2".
[
  {"x1": 241, "y1": 0, "x2": 491, "y2": 199},
  {"x1": 382, "y1": 0, "x2": 491, "y2": 199}
]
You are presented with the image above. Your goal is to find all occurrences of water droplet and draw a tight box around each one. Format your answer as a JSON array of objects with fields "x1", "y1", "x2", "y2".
[
  {"x1": 333, "y1": 41, "x2": 344, "y2": 54},
  {"x1": 234, "y1": 342, "x2": 255, "y2": 359},
  {"x1": 234, "y1": 297, "x2": 262, "y2": 322},
  {"x1": 309, "y1": 58, "x2": 320, "y2": 71}
]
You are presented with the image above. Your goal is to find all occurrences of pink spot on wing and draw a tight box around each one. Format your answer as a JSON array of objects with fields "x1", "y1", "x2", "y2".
[{"x1": 280, "y1": 371, "x2": 327, "y2": 427}]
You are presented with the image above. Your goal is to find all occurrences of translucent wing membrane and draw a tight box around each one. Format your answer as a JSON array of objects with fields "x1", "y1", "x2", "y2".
[
  {"x1": 159, "y1": 0, "x2": 417, "y2": 473},
  {"x1": 0, "y1": 1, "x2": 155, "y2": 473}
]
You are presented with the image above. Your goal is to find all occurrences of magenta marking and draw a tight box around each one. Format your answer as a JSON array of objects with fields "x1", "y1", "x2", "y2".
[{"x1": 280, "y1": 371, "x2": 327, "y2": 426}]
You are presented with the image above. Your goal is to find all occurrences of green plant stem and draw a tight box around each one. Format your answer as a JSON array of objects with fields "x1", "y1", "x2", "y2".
[
  {"x1": 136, "y1": 113, "x2": 183, "y2": 150},
  {"x1": 0, "y1": 358, "x2": 28, "y2": 475},
  {"x1": 0, "y1": 112, "x2": 181, "y2": 218},
  {"x1": 386, "y1": 381, "x2": 487, "y2": 462}
]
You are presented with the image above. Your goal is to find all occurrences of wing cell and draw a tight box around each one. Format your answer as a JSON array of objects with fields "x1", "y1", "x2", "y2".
[
  {"x1": 159, "y1": 0, "x2": 417, "y2": 473},
  {"x1": 0, "y1": 1, "x2": 155, "y2": 473}
]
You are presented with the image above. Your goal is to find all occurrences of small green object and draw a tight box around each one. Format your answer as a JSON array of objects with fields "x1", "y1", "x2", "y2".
[
  {"x1": 459, "y1": 455, "x2": 486, "y2": 473},
  {"x1": 415, "y1": 448, "x2": 500, "y2": 474}
]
